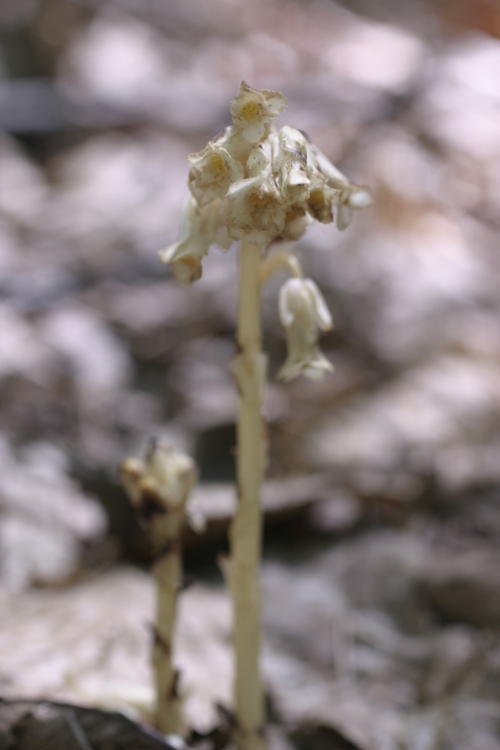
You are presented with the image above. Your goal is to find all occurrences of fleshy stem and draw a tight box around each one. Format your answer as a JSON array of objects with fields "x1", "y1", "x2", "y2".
[
  {"x1": 152, "y1": 510, "x2": 184, "y2": 735},
  {"x1": 229, "y1": 239, "x2": 267, "y2": 750}
]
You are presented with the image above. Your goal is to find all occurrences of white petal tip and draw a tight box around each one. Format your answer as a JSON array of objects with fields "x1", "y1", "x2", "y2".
[{"x1": 349, "y1": 189, "x2": 372, "y2": 209}]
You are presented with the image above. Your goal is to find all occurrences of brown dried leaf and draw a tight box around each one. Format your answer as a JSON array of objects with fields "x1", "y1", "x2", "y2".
[{"x1": 0, "y1": 699, "x2": 181, "y2": 750}]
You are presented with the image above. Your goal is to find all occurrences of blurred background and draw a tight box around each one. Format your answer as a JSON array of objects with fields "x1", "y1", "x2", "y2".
[{"x1": 1, "y1": 0, "x2": 500, "y2": 748}]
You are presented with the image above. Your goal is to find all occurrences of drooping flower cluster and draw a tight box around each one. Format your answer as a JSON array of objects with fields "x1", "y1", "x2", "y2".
[
  {"x1": 160, "y1": 81, "x2": 369, "y2": 282},
  {"x1": 159, "y1": 81, "x2": 371, "y2": 380}
]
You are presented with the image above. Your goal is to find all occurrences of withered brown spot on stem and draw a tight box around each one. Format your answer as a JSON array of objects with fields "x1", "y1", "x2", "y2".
[
  {"x1": 151, "y1": 626, "x2": 171, "y2": 654},
  {"x1": 169, "y1": 670, "x2": 181, "y2": 699}
]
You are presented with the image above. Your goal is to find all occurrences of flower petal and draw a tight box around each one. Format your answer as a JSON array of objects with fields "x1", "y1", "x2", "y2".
[
  {"x1": 263, "y1": 90, "x2": 287, "y2": 117},
  {"x1": 336, "y1": 203, "x2": 352, "y2": 231},
  {"x1": 230, "y1": 81, "x2": 287, "y2": 144},
  {"x1": 348, "y1": 187, "x2": 372, "y2": 209},
  {"x1": 303, "y1": 279, "x2": 333, "y2": 330},
  {"x1": 158, "y1": 196, "x2": 221, "y2": 286},
  {"x1": 188, "y1": 143, "x2": 244, "y2": 207}
]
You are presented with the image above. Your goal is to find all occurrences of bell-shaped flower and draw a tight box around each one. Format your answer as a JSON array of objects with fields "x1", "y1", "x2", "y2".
[
  {"x1": 306, "y1": 141, "x2": 371, "y2": 229},
  {"x1": 306, "y1": 142, "x2": 349, "y2": 191},
  {"x1": 306, "y1": 172, "x2": 338, "y2": 224},
  {"x1": 188, "y1": 142, "x2": 244, "y2": 207},
  {"x1": 277, "y1": 277, "x2": 334, "y2": 381},
  {"x1": 226, "y1": 166, "x2": 287, "y2": 246},
  {"x1": 158, "y1": 196, "x2": 229, "y2": 287},
  {"x1": 230, "y1": 81, "x2": 287, "y2": 143}
]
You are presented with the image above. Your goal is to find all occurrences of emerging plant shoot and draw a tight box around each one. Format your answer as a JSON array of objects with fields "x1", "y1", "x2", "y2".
[{"x1": 120, "y1": 439, "x2": 198, "y2": 737}]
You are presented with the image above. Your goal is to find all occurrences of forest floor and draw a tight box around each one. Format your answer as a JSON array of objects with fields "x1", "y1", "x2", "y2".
[{"x1": 1, "y1": 0, "x2": 500, "y2": 748}]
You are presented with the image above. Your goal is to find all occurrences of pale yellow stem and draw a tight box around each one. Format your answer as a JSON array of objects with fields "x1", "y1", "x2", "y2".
[
  {"x1": 260, "y1": 252, "x2": 304, "y2": 285},
  {"x1": 229, "y1": 239, "x2": 267, "y2": 750},
  {"x1": 152, "y1": 514, "x2": 184, "y2": 735}
]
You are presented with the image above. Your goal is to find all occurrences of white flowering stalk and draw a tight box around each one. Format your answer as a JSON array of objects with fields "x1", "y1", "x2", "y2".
[
  {"x1": 159, "y1": 81, "x2": 370, "y2": 750},
  {"x1": 120, "y1": 439, "x2": 198, "y2": 736}
]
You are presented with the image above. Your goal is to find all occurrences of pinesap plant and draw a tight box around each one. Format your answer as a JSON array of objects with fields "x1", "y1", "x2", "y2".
[{"x1": 124, "y1": 82, "x2": 370, "y2": 750}]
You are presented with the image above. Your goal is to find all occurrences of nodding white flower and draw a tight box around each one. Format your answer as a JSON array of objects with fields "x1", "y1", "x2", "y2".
[
  {"x1": 306, "y1": 142, "x2": 349, "y2": 191},
  {"x1": 158, "y1": 196, "x2": 230, "y2": 287},
  {"x1": 306, "y1": 173, "x2": 338, "y2": 224},
  {"x1": 278, "y1": 277, "x2": 334, "y2": 382},
  {"x1": 306, "y1": 141, "x2": 372, "y2": 230},
  {"x1": 226, "y1": 167, "x2": 286, "y2": 246},
  {"x1": 120, "y1": 439, "x2": 197, "y2": 514},
  {"x1": 188, "y1": 143, "x2": 244, "y2": 207},
  {"x1": 230, "y1": 81, "x2": 287, "y2": 143}
]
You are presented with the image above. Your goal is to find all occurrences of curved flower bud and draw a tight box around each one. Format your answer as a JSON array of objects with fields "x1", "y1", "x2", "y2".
[
  {"x1": 277, "y1": 277, "x2": 334, "y2": 382},
  {"x1": 188, "y1": 143, "x2": 244, "y2": 207},
  {"x1": 158, "y1": 196, "x2": 225, "y2": 287},
  {"x1": 230, "y1": 81, "x2": 287, "y2": 143}
]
